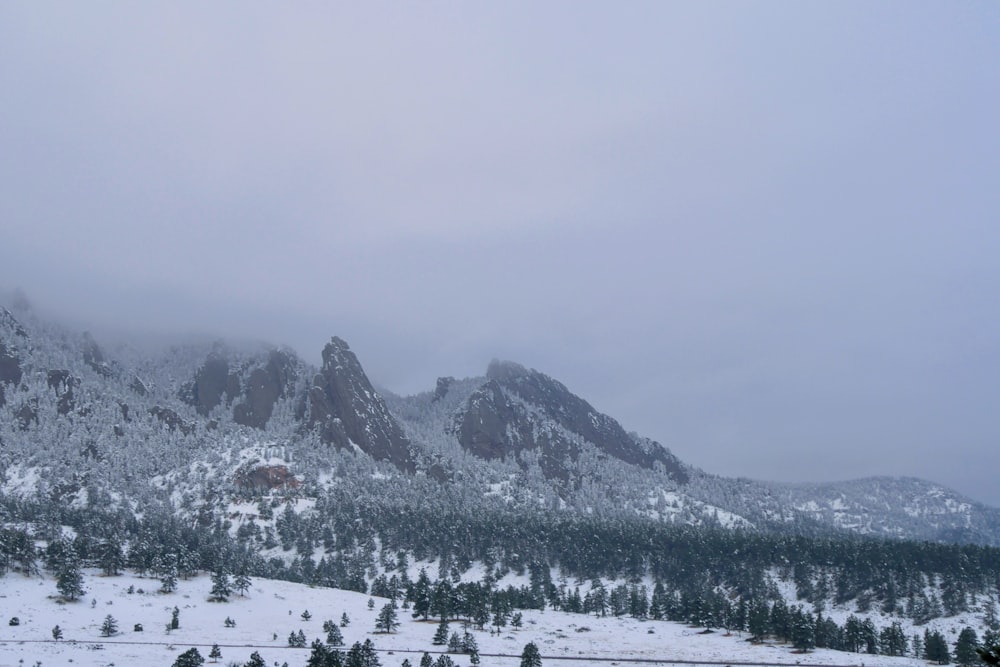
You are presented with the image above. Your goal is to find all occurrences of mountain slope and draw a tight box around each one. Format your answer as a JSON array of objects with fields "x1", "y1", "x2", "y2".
[{"x1": 0, "y1": 302, "x2": 998, "y2": 546}]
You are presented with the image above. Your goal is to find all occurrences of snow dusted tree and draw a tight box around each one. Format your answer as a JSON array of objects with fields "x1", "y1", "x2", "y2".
[
  {"x1": 233, "y1": 570, "x2": 252, "y2": 597},
  {"x1": 100, "y1": 614, "x2": 118, "y2": 637},
  {"x1": 432, "y1": 618, "x2": 450, "y2": 645},
  {"x1": 56, "y1": 543, "x2": 85, "y2": 601},
  {"x1": 955, "y1": 627, "x2": 980, "y2": 667},
  {"x1": 51, "y1": 625, "x2": 62, "y2": 640},
  {"x1": 208, "y1": 643, "x2": 222, "y2": 662},
  {"x1": 209, "y1": 568, "x2": 231, "y2": 601},
  {"x1": 520, "y1": 641, "x2": 542, "y2": 667},
  {"x1": 244, "y1": 650, "x2": 266, "y2": 667},
  {"x1": 375, "y1": 602, "x2": 400, "y2": 633},
  {"x1": 172, "y1": 647, "x2": 205, "y2": 667}
]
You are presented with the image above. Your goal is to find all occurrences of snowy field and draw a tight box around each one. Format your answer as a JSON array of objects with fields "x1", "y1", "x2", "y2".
[{"x1": 0, "y1": 570, "x2": 932, "y2": 667}]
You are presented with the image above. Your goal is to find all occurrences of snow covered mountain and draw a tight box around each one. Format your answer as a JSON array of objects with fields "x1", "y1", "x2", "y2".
[{"x1": 1, "y1": 302, "x2": 998, "y2": 546}]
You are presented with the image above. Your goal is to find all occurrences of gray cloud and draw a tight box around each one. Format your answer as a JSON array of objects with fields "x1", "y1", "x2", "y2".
[{"x1": 2, "y1": 3, "x2": 998, "y2": 505}]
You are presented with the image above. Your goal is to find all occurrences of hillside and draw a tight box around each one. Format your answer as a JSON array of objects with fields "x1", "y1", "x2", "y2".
[{"x1": 3, "y1": 302, "x2": 1000, "y2": 656}]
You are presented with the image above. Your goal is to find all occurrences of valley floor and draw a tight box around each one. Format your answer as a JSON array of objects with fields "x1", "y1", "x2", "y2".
[{"x1": 0, "y1": 571, "x2": 931, "y2": 667}]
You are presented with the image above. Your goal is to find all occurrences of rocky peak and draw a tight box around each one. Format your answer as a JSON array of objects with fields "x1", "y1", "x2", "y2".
[
  {"x1": 456, "y1": 361, "x2": 688, "y2": 483},
  {"x1": 303, "y1": 337, "x2": 414, "y2": 471},
  {"x1": 0, "y1": 306, "x2": 28, "y2": 340}
]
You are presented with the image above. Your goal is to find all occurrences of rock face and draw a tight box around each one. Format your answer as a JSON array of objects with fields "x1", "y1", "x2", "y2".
[
  {"x1": 182, "y1": 349, "x2": 300, "y2": 429},
  {"x1": 0, "y1": 343, "x2": 22, "y2": 387},
  {"x1": 185, "y1": 354, "x2": 230, "y2": 416},
  {"x1": 150, "y1": 406, "x2": 195, "y2": 435},
  {"x1": 233, "y1": 464, "x2": 301, "y2": 492},
  {"x1": 302, "y1": 337, "x2": 414, "y2": 472},
  {"x1": 0, "y1": 307, "x2": 27, "y2": 401},
  {"x1": 432, "y1": 376, "x2": 454, "y2": 402},
  {"x1": 82, "y1": 332, "x2": 112, "y2": 377},
  {"x1": 47, "y1": 369, "x2": 79, "y2": 416},
  {"x1": 456, "y1": 360, "x2": 689, "y2": 483},
  {"x1": 233, "y1": 350, "x2": 298, "y2": 429}
]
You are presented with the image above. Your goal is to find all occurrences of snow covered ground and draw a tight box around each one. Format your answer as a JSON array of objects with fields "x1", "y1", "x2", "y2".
[{"x1": 0, "y1": 570, "x2": 934, "y2": 667}]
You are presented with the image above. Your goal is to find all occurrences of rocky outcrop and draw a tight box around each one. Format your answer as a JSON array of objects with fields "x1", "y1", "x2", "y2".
[
  {"x1": 182, "y1": 348, "x2": 300, "y2": 429},
  {"x1": 432, "y1": 376, "x2": 455, "y2": 402},
  {"x1": 301, "y1": 337, "x2": 414, "y2": 471},
  {"x1": 184, "y1": 354, "x2": 230, "y2": 416},
  {"x1": 15, "y1": 398, "x2": 38, "y2": 430},
  {"x1": 232, "y1": 349, "x2": 298, "y2": 429},
  {"x1": 130, "y1": 376, "x2": 149, "y2": 397},
  {"x1": 150, "y1": 406, "x2": 195, "y2": 435},
  {"x1": 455, "y1": 360, "x2": 689, "y2": 483},
  {"x1": 47, "y1": 369, "x2": 79, "y2": 416},
  {"x1": 233, "y1": 464, "x2": 301, "y2": 492},
  {"x1": 82, "y1": 332, "x2": 112, "y2": 377},
  {"x1": 0, "y1": 343, "x2": 20, "y2": 408}
]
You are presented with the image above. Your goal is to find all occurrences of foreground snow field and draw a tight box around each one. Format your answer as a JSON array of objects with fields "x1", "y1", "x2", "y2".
[{"x1": 0, "y1": 570, "x2": 932, "y2": 667}]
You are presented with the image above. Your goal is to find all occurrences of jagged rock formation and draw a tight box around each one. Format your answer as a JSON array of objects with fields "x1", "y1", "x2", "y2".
[
  {"x1": 301, "y1": 337, "x2": 414, "y2": 471},
  {"x1": 82, "y1": 332, "x2": 112, "y2": 377},
  {"x1": 46, "y1": 369, "x2": 79, "y2": 416},
  {"x1": 0, "y1": 307, "x2": 26, "y2": 409},
  {"x1": 456, "y1": 360, "x2": 689, "y2": 483},
  {"x1": 181, "y1": 348, "x2": 300, "y2": 429},
  {"x1": 232, "y1": 349, "x2": 298, "y2": 429},
  {"x1": 149, "y1": 406, "x2": 194, "y2": 435}
]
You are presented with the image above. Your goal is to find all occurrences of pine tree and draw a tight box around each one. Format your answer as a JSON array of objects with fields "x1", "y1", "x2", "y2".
[
  {"x1": 520, "y1": 641, "x2": 542, "y2": 667},
  {"x1": 954, "y1": 627, "x2": 979, "y2": 667},
  {"x1": 375, "y1": 602, "x2": 400, "y2": 633},
  {"x1": 326, "y1": 622, "x2": 345, "y2": 646},
  {"x1": 340, "y1": 612, "x2": 351, "y2": 627},
  {"x1": 209, "y1": 643, "x2": 222, "y2": 662},
  {"x1": 209, "y1": 569, "x2": 232, "y2": 602},
  {"x1": 171, "y1": 606, "x2": 180, "y2": 630},
  {"x1": 432, "y1": 618, "x2": 450, "y2": 645},
  {"x1": 56, "y1": 544, "x2": 85, "y2": 601},
  {"x1": 245, "y1": 650, "x2": 266, "y2": 667},
  {"x1": 233, "y1": 571, "x2": 252, "y2": 597},
  {"x1": 52, "y1": 625, "x2": 62, "y2": 640},
  {"x1": 411, "y1": 569, "x2": 433, "y2": 620},
  {"x1": 172, "y1": 647, "x2": 205, "y2": 667},
  {"x1": 925, "y1": 629, "x2": 951, "y2": 665},
  {"x1": 979, "y1": 645, "x2": 1000, "y2": 667},
  {"x1": 100, "y1": 614, "x2": 118, "y2": 637},
  {"x1": 307, "y1": 639, "x2": 332, "y2": 667}
]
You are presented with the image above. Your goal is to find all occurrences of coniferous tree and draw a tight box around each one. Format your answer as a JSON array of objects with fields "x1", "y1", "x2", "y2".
[
  {"x1": 209, "y1": 568, "x2": 231, "y2": 601},
  {"x1": 100, "y1": 614, "x2": 118, "y2": 637},
  {"x1": 52, "y1": 625, "x2": 63, "y2": 640},
  {"x1": 233, "y1": 571, "x2": 252, "y2": 597},
  {"x1": 171, "y1": 606, "x2": 180, "y2": 630},
  {"x1": 954, "y1": 627, "x2": 979, "y2": 667},
  {"x1": 419, "y1": 653, "x2": 433, "y2": 667},
  {"x1": 326, "y1": 622, "x2": 345, "y2": 646},
  {"x1": 925, "y1": 629, "x2": 951, "y2": 665},
  {"x1": 56, "y1": 543, "x2": 85, "y2": 601},
  {"x1": 244, "y1": 650, "x2": 266, "y2": 667},
  {"x1": 375, "y1": 602, "x2": 400, "y2": 633},
  {"x1": 209, "y1": 643, "x2": 222, "y2": 662},
  {"x1": 172, "y1": 647, "x2": 205, "y2": 667},
  {"x1": 520, "y1": 641, "x2": 542, "y2": 667},
  {"x1": 433, "y1": 618, "x2": 450, "y2": 645},
  {"x1": 978, "y1": 645, "x2": 1000, "y2": 667}
]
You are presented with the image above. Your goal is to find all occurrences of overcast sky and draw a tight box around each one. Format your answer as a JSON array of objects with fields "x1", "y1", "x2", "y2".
[{"x1": 2, "y1": 3, "x2": 998, "y2": 506}]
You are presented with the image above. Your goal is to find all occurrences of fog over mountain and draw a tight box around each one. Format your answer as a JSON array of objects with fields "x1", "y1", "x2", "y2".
[{"x1": 2, "y1": 3, "x2": 998, "y2": 505}]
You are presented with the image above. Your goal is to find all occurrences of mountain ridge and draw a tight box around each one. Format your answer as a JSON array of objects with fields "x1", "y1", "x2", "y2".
[{"x1": 1, "y1": 302, "x2": 998, "y2": 547}]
